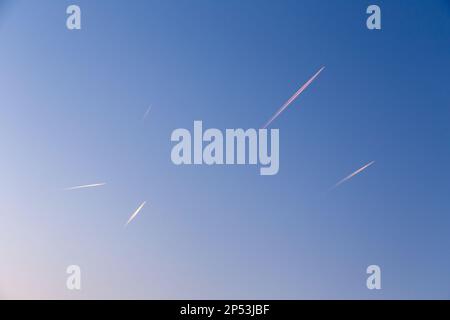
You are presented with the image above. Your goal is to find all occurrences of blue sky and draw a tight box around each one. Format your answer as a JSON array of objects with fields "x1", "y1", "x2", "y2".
[{"x1": 0, "y1": 0, "x2": 449, "y2": 299}]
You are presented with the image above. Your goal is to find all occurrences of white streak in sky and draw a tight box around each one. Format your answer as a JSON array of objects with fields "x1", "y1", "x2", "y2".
[
  {"x1": 143, "y1": 106, "x2": 152, "y2": 121},
  {"x1": 262, "y1": 66, "x2": 325, "y2": 129},
  {"x1": 65, "y1": 183, "x2": 106, "y2": 191},
  {"x1": 125, "y1": 201, "x2": 146, "y2": 227},
  {"x1": 331, "y1": 161, "x2": 375, "y2": 190}
]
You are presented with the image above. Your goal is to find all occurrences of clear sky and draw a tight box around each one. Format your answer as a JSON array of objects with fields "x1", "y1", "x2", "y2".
[{"x1": 0, "y1": 0, "x2": 449, "y2": 299}]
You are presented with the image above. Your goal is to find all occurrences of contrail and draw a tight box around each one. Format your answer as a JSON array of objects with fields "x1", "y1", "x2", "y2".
[
  {"x1": 262, "y1": 66, "x2": 325, "y2": 129},
  {"x1": 143, "y1": 106, "x2": 152, "y2": 121},
  {"x1": 125, "y1": 201, "x2": 146, "y2": 227},
  {"x1": 65, "y1": 183, "x2": 106, "y2": 191},
  {"x1": 331, "y1": 161, "x2": 375, "y2": 190}
]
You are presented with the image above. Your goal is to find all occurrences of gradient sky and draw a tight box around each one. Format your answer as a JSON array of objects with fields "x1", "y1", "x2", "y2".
[{"x1": 0, "y1": 0, "x2": 450, "y2": 299}]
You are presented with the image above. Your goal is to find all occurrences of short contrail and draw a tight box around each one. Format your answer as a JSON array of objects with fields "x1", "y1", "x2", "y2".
[
  {"x1": 331, "y1": 161, "x2": 375, "y2": 190},
  {"x1": 262, "y1": 66, "x2": 325, "y2": 129},
  {"x1": 143, "y1": 106, "x2": 152, "y2": 121},
  {"x1": 65, "y1": 183, "x2": 106, "y2": 191},
  {"x1": 125, "y1": 201, "x2": 146, "y2": 227}
]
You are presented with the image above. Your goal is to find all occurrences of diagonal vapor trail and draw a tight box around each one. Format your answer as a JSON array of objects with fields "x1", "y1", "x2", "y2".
[
  {"x1": 331, "y1": 161, "x2": 375, "y2": 190},
  {"x1": 65, "y1": 183, "x2": 106, "y2": 191},
  {"x1": 143, "y1": 106, "x2": 152, "y2": 121},
  {"x1": 125, "y1": 201, "x2": 146, "y2": 227},
  {"x1": 262, "y1": 66, "x2": 325, "y2": 129}
]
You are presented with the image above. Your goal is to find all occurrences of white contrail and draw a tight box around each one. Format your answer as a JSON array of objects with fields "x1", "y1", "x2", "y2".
[
  {"x1": 65, "y1": 183, "x2": 106, "y2": 191},
  {"x1": 143, "y1": 106, "x2": 152, "y2": 121},
  {"x1": 331, "y1": 161, "x2": 375, "y2": 189},
  {"x1": 262, "y1": 66, "x2": 325, "y2": 129},
  {"x1": 125, "y1": 201, "x2": 146, "y2": 227}
]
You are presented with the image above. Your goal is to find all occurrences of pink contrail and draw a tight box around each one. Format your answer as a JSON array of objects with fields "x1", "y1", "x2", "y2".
[
  {"x1": 331, "y1": 161, "x2": 375, "y2": 190},
  {"x1": 262, "y1": 66, "x2": 325, "y2": 129}
]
